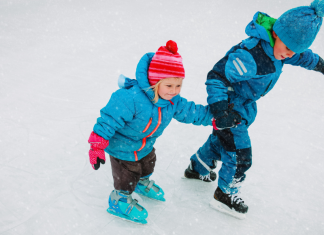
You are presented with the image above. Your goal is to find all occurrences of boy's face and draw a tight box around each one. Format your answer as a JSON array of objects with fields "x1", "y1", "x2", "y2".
[
  {"x1": 158, "y1": 77, "x2": 183, "y2": 100},
  {"x1": 272, "y1": 31, "x2": 296, "y2": 60}
]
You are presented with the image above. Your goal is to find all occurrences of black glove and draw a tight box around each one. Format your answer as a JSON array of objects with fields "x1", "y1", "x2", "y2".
[
  {"x1": 210, "y1": 100, "x2": 242, "y2": 130},
  {"x1": 314, "y1": 56, "x2": 324, "y2": 75}
]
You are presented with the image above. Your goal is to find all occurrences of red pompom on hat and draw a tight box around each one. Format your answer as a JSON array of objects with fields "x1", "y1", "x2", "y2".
[
  {"x1": 148, "y1": 40, "x2": 185, "y2": 86},
  {"x1": 166, "y1": 40, "x2": 178, "y2": 54}
]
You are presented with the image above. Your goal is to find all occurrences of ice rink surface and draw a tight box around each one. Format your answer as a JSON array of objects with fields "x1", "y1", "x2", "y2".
[{"x1": 0, "y1": 0, "x2": 324, "y2": 234}]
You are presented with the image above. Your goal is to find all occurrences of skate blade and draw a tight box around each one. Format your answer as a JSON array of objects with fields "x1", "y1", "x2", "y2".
[
  {"x1": 107, "y1": 208, "x2": 148, "y2": 224},
  {"x1": 181, "y1": 175, "x2": 214, "y2": 183},
  {"x1": 209, "y1": 198, "x2": 246, "y2": 220},
  {"x1": 134, "y1": 192, "x2": 166, "y2": 202}
]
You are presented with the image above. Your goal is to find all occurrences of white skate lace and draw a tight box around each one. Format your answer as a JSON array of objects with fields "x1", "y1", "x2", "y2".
[
  {"x1": 199, "y1": 174, "x2": 211, "y2": 181},
  {"x1": 229, "y1": 193, "x2": 244, "y2": 204}
]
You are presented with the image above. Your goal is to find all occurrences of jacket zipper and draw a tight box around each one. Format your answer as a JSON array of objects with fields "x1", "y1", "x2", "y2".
[
  {"x1": 134, "y1": 107, "x2": 162, "y2": 161},
  {"x1": 142, "y1": 118, "x2": 152, "y2": 133}
]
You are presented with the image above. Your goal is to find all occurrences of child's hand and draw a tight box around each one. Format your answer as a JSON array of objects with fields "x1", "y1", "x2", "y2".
[
  {"x1": 212, "y1": 103, "x2": 242, "y2": 130},
  {"x1": 88, "y1": 131, "x2": 109, "y2": 170}
]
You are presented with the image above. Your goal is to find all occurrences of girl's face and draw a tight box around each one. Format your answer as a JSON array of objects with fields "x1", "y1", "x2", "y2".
[
  {"x1": 158, "y1": 77, "x2": 183, "y2": 100},
  {"x1": 272, "y1": 31, "x2": 295, "y2": 60}
]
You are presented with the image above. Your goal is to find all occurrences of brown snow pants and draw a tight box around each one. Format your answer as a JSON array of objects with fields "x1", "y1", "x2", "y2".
[{"x1": 109, "y1": 148, "x2": 156, "y2": 193}]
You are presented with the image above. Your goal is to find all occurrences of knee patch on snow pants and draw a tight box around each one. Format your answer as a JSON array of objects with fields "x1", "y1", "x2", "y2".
[{"x1": 233, "y1": 148, "x2": 252, "y2": 180}]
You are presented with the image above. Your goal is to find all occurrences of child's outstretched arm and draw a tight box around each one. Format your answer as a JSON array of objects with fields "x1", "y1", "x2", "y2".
[
  {"x1": 284, "y1": 49, "x2": 324, "y2": 73},
  {"x1": 172, "y1": 96, "x2": 213, "y2": 126},
  {"x1": 88, "y1": 89, "x2": 135, "y2": 170}
]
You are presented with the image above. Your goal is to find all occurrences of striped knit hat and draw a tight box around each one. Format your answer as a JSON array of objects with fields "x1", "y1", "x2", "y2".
[{"x1": 148, "y1": 40, "x2": 185, "y2": 86}]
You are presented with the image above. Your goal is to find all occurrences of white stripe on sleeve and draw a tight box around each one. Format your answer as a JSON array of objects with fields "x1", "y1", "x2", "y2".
[
  {"x1": 233, "y1": 60, "x2": 243, "y2": 75},
  {"x1": 236, "y1": 58, "x2": 247, "y2": 73}
]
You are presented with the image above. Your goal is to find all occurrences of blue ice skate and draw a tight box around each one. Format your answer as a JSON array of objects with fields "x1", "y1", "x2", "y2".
[
  {"x1": 107, "y1": 190, "x2": 148, "y2": 224},
  {"x1": 135, "y1": 178, "x2": 165, "y2": 202}
]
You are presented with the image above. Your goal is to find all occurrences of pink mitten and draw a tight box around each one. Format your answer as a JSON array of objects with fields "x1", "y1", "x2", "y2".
[{"x1": 88, "y1": 131, "x2": 109, "y2": 170}]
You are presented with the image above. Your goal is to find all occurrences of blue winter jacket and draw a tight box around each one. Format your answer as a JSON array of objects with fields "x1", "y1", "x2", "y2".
[
  {"x1": 206, "y1": 12, "x2": 321, "y2": 150},
  {"x1": 93, "y1": 53, "x2": 213, "y2": 161}
]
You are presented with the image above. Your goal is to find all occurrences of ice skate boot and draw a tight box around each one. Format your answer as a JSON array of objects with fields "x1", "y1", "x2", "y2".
[
  {"x1": 209, "y1": 187, "x2": 248, "y2": 219},
  {"x1": 135, "y1": 178, "x2": 165, "y2": 202},
  {"x1": 183, "y1": 160, "x2": 217, "y2": 182},
  {"x1": 107, "y1": 190, "x2": 148, "y2": 224}
]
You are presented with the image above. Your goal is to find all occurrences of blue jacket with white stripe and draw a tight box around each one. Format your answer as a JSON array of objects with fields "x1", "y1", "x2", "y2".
[
  {"x1": 93, "y1": 53, "x2": 213, "y2": 161},
  {"x1": 206, "y1": 12, "x2": 321, "y2": 129}
]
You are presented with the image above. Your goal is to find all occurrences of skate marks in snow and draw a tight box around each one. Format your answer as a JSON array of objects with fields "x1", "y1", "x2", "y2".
[
  {"x1": 177, "y1": 172, "x2": 217, "y2": 204},
  {"x1": 0, "y1": 119, "x2": 29, "y2": 166}
]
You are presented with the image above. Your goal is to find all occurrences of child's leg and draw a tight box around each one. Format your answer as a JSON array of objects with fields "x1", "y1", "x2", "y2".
[
  {"x1": 209, "y1": 143, "x2": 251, "y2": 218},
  {"x1": 109, "y1": 155, "x2": 142, "y2": 193},
  {"x1": 139, "y1": 148, "x2": 156, "y2": 179},
  {"x1": 108, "y1": 155, "x2": 148, "y2": 223},
  {"x1": 217, "y1": 147, "x2": 252, "y2": 195},
  {"x1": 189, "y1": 124, "x2": 252, "y2": 193},
  {"x1": 202, "y1": 127, "x2": 251, "y2": 217},
  {"x1": 208, "y1": 100, "x2": 255, "y2": 216},
  {"x1": 134, "y1": 148, "x2": 165, "y2": 201},
  {"x1": 190, "y1": 134, "x2": 221, "y2": 176},
  {"x1": 216, "y1": 125, "x2": 252, "y2": 194}
]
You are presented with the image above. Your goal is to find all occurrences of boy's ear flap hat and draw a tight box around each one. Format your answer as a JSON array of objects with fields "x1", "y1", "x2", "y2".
[
  {"x1": 273, "y1": 0, "x2": 324, "y2": 53},
  {"x1": 148, "y1": 40, "x2": 185, "y2": 86}
]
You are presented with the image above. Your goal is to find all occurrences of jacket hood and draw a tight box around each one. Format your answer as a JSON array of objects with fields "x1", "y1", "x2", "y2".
[
  {"x1": 245, "y1": 12, "x2": 277, "y2": 47},
  {"x1": 118, "y1": 52, "x2": 176, "y2": 108}
]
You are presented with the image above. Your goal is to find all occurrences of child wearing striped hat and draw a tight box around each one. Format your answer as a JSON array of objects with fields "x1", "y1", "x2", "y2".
[
  {"x1": 88, "y1": 40, "x2": 213, "y2": 224},
  {"x1": 183, "y1": 0, "x2": 324, "y2": 219}
]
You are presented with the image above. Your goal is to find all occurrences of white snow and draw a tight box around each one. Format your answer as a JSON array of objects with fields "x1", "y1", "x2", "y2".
[{"x1": 1, "y1": 0, "x2": 324, "y2": 234}]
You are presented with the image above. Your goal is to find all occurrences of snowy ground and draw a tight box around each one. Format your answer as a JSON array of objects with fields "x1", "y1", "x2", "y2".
[{"x1": 1, "y1": 0, "x2": 324, "y2": 234}]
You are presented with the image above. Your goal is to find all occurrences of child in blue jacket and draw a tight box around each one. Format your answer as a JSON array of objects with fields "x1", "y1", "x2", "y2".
[
  {"x1": 88, "y1": 40, "x2": 213, "y2": 224},
  {"x1": 183, "y1": 0, "x2": 324, "y2": 219}
]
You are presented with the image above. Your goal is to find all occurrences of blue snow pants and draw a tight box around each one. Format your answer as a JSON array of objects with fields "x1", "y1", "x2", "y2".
[{"x1": 191, "y1": 97, "x2": 256, "y2": 194}]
